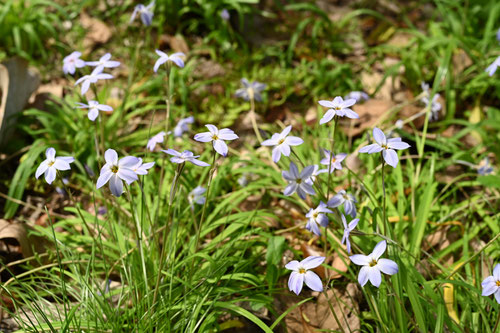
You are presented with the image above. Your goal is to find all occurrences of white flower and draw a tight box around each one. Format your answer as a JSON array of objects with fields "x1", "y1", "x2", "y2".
[
  {"x1": 359, "y1": 127, "x2": 410, "y2": 168},
  {"x1": 147, "y1": 131, "x2": 166, "y2": 151},
  {"x1": 131, "y1": 158, "x2": 155, "y2": 175},
  {"x1": 86, "y1": 53, "x2": 120, "y2": 72},
  {"x1": 162, "y1": 149, "x2": 210, "y2": 166},
  {"x1": 350, "y1": 240, "x2": 398, "y2": 288},
  {"x1": 327, "y1": 189, "x2": 357, "y2": 218},
  {"x1": 35, "y1": 148, "x2": 75, "y2": 185},
  {"x1": 173, "y1": 116, "x2": 194, "y2": 137},
  {"x1": 96, "y1": 149, "x2": 140, "y2": 197},
  {"x1": 194, "y1": 124, "x2": 239, "y2": 157},
  {"x1": 482, "y1": 264, "x2": 500, "y2": 303},
  {"x1": 75, "y1": 100, "x2": 113, "y2": 121},
  {"x1": 282, "y1": 162, "x2": 316, "y2": 199},
  {"x1": 188, "y1": 186, "x2": 206, "y2": 206},
  {"x1": 305, "y1": 202, "x2": 332, "y2": 236},
  {"x1": 154, "y1": 51, "x2": 185, "y2": 72},
  {"x1": 486, "y1": 56, "x2": 500, "y2": 76},
  {"x1": 63, "y1": 51, "x2": 86, "y2": 75},
  {"x1": 285, "y1": 256, "x2": 325, "y2": 295},
  {"x1": 318, "y1": 96, "x2": 358, "y2": 124},
  {"x1": 74, "y1": 67, "x2": 113, "y2": 95},
  {"x1": 341, "y1": 214, "x2": 359, "y2": 254},
  {"x1": 320, "y1": 149, "x2": 347, "y2": 173},
  {"x1": 130, "y1": 1, "x2": 155, "y2": 26},
  {"x1": 235, "y1": 78, "x2": 267, "y2": 102},
  {"x1": 261, "y1": 125, "x2": 303, "y2": 163}
]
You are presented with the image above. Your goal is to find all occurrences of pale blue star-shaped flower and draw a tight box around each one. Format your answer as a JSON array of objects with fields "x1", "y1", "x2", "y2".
[
  {"x1": 341, "y1": 214, "x2": 359, "y2": 254},
  {"x1": 188, "y1": 186, "x2": 206, "y2": 207},
  {"x1": 86, "y1": 53, "x2": 120, "y2": 73},
  {"x1": 130, "y1": 1, "x2": 155, "y2": 26},
  {"x1": 75, "y1": 100, "x2": 113, "y2": 121},
  {"x1": 327, "y1": 189, "x2": 357, "y2": 218},
  {"x1": 350, "y1": 240, "x2": 398, "y2": 288},
  {"x1": 285, "y1": 256, "x2": 325, "y2": 295},
  {"x1": 261, "y1": 125, "x2": 303, "y2": 163},
  {"x1": 35, "y1": 148, "x2": 75, "y2": 185},
  {"x1": 63, "y1": 51, "x2": 86, "y2": 75},
  {"x1": 305, "y1": 202, "x2": 332, "y2": 236},
  {"x1": 147, "y1": 131, "x2": 166, "y2": 151},
  {"x1": 162, "y1": 149, "x2": 210, "y2": 167},
  {"x1": 235, "y1": 78, "x2": 266, "y2": 102},
  {"x1": 75, "y1": 67, "x2": 113, "y2": 95},
  {"x1": 320, "y1": 149, "x2": 347, "y2": 173},
  {"x1": 421, "y1": 82, "x2": 442, "y2": 122},
  {"x1": 132, "y1": 158, "x2": 155, "y2": 175},
  {"x1": 344, "y1": 91, "x2": 369, "y2": 103},
  {"x1": 282, "y1": 162, "x2": 316, "y2": 199},
  {"x1": 194, "y1": 125, "x2": 238, "y2": 157},
  {"x1": 96, "y1": 149, "x2": 139, "y2": 197},
  {"x1": 482, "y1": 264, "x2": 500, "y2": 304},
  {"x1": 220, "y1": 9, "x2": 230, "y2": 21},
  {"x1": 318, "y1": 96, "x2": 358, "y2": 124},
  {"x1": 478, "y1": 157, "x2": 494, "y2": 176},
  {"x1": 173, "y1": 116, "x2": 194, "y2": 137},
  {"x1": 359, "y1": 127, "x2": 410, "y2": 168},
  {"x1": 154, "y1": 51, "x2": 185, "y2": 72},
  {"x1": 486, "y1": 56, "x2": 500, "y2": 76}
]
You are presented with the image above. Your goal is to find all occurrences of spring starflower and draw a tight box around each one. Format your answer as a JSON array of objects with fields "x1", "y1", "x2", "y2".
[
  {"x1": 420, "y1": 82, "x2": 442, "y2": 122},
  {"x1": 86, "y1": 53, "x2": 120, "y2": 72},
  {"x1": 261, "y1": 125, "x2": 304, "y2": 163},
  {"x1": 147, "y1": 131, "x2": 166, "y2": 151},
  {"x1": 63, "y1": 51, "x2": 86, "y2": 75},
  {"x1": 188, "y1": 186, "x2": 206, "y2": 206},
  {"x1": 282, "y1": 162, "x2": 315, "y2": 199},
  {"x1": 130, "y1": 1, "x2": 155, "y2": 26},
  {"x1": 35, "y1": 148, "x2": 75, "y2": 185},
  {"x1": 173, "y1": 116, "x2": 194, "y2": 137},
  {"x1": 328, "y1": 190, "x2": 357, "y2": 218},
  {"x1": 76, "y1": 100, "x2": 113, "y2": 121},
  {"x1": 344, "y1": 91, "x2": 369, "y2": 103},
  {"x1": 162, "y1": 149, "x2": 210, "y2": 166},
  {"x1": 341, "y1": 214, "x2": 359, "y2": 254},
  {"x1": 131, "y1": 158, "x2": 155, "y2": 175},
  {"x1": 486, "y1": 56, "x2": 500, "y2": 76},
  {"x1": 320, "y1": 149, "x2": 347, "y2": 173},
  {"x1": 359, "y1": 127, "x2": 410, "y2": 168},
  {"x1": 96, "y1": 149, "x2": 139, "y2": 197},
  {"x1": 305, "y1": 202, "x2": 332, "y2": 236},
  {"x1": 350, "y1": 240, "x2": 398, "y2": 287},
  {"x1": 194, "y1": 125, "x2": 238, "y2": 157},
  {"x1": 285, "y1": 256, "x2": 325, "y2": 295},
  {"x1": 235, "y1": 78, "x2": 266, "y2": 102},
  {"x1": 154, "y1": 51, "x2": 185, "y2": 72},
  {"x1": 482, "y1": 264, "x2": 500, "y2": 304},
  {"x1": 318, "y1": 96, "x2": 358, "y2": 124},
  {"x1": 478, "y1": 157, "x2": 494, "y2": 176},
  {"x1": 75, "y1": 67, "x2": 113, "y2": 95},
  {"x1": 220, "y1": 9, "x2": 230, "y2": 21}
]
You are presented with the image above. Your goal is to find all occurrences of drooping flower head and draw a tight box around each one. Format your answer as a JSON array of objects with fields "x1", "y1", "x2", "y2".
[
  {"x1": 344, "y1": 91, "x2": 369, "y2": 103},
  {"x1": 359, "y1": 127, "x2": 410, "y2": 168},
  {"x1": 188, "y1": 186, "x2": 206, "y2": 207},
  {"x1": 420, "y1": 82, "x2": 442, "y2": 122},
  {"x1": 328, "y1": 189, "x2": 357, "y2": 218},
  {"x1": 305, "y1": 202, "x2": 332, "y2": 236},
  {"x1": 194, "y1": 125, "x2": 238, "y2": 157},
  {"x1": 96, "y1": 149, "x2": 139, "y2": 197},
  {"x1": 261, "y1": 125, "x2": 304, "y2": 163},
  {"x1": 350, "y1": 240, "x2": 398, "y2": 288},
  {"x1": 486, "y1": 56, "x2": 500, "y2": 77},
  {"x1": 86, "y1": 53, "x2": 120, "y2": 72},
  {"x1": 154, "y1": 51, "x2": 185, "y2": 72},
  {"x1": 341, "y1": 214, "x2": 359, "y2": 254},
  {"x1": 63, "y1": 51, "x2": 86, "y2": 75},
  {"x1": 282, "y1": 162, "x2": 316, "y2": 199},
  {"x1": 320, "y1": 149, "x2": 347, "y2": 173},
  {"x1": 285, "y1": 256, "x2": 325, "y2": 295},
  {"x1": 130, "y1": 1, "x2": 155, "y2": 26},
  {"x1": 318, "y1": 96, "x2": 358, "y2": 124},
  {"x1": 35, "y1": 148, "x2": 75, "y2": 185},
  {"x1": 235, "y1": 78, "x2": 266, "y2": 102},
  {"x1": 75, "y1": 67, "x2": 113, "y2": 95},
  {"x1": 132, "y1": 158, "x2": 155, "y2": 175},
  {"x1": 478, "y1": 157, "x2": 494, "y2": 176},
  {"x1": 76, "y1": 100, "x2": 113, "y2": 121},
  {"x1": 220, "y1": 9, "x2": 230, "y2": 21},
  {"x1": 147, "y1": 131, "x2": 166, "y2": 151},
  {"x1": 482, "y1": 264, "x2": 500, "y2": 304},
  {"x1": 173, "y1": 116, "x2": 194, "y2": 137},
  {"x1": 162, "y1": 149, "x2": 210, "y2": 167}
]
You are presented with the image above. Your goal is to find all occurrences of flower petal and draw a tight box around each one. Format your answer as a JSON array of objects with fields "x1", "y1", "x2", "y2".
[
  {"x1": 119, "y1": 156, "x2": 140, "y2": 168},
  {"x1": 285, "y1": 260, "x2": 300, "y2": 271},
  {"x1": 319, "y1": 110, "x2": 335, "y2": 125},
  {"x1": 46, "y1": 147, "x2": 56, "y2": 160},
  {"x1": 218, "y1": 128, "x2": 238, "y2": 141},
  {"x1": 194, "y1": 132, "x2": 213, "y2": 142},
  {"x1": 387, "y1": 141, "x2": 410, "y2": 150},
  {"x1": 304, "y1": 271, "x2": 323, "y2": 292},
  {"x1": 53, "y1": 159, "x2": 71, "y2": 171},
  {"x1": 359, "y1": 144, "x2": 383, "y2": 154},
  {"x1": 494, "y1": 264, "x2": 500, "y2": 281},
  {"x1": 36, "y1": 160, "x2": 49, "y2": 179},
  {"x1": 368, "y1": 267, "x2": 382, "y2": 287},
  {"x1": 383, "y1": 149, "x2": 399, "y2": 168},
  {"x1": 117, "y1": 168, "x2": 138, "y2": 184},
  {"x1": 301, "y1": 256, "x2": 325, "y2": 269},
  {"x1": 285, "y1": 136, "x2": 303, "y2": 146},
  {"x1": 349, "y1": 254, "x2": 371, "y2": 266},
  {"x1": 45, "y1": 167, "x2": 56, "y2": 184},
  {"x1": 104, "y1": 149, "x2": 118, "y2": 165},
  {"x1": 283, "y1": 182, "x2": 298, "y2": 196},
  {"x1": 372, "y1": 127, "x2": 386, "y2": 145},
  {"x1": 371, "y1": 240, "x2": 387, "y2": 260},
  {"x1": 109, "y1": 174, "x2": 123, "y2": 197},
  {"x1": 96, "y1": 168, "x2": 112, "y2": 189},
  {"x1": 288, "y1": 271, "x2": 304, "y2": 295},
  {"x1": 213, "y1": 140, "x2": 228, "y2": 156},
  {"x1": 377, "y1": 259, "x2": 398, "y2": 275},
  {"x1": 358, "y1": 266, "x2": 369, "y2": 287}
]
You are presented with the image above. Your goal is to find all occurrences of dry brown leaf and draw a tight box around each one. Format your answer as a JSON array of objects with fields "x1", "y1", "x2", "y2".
[
  {"x1": 160, "y1": 34, "x2": 190, "y2": 54},
  {"x1": 0, "y1": 220, "x2": 42, "y2": 259},
  {"x1": 346, "y1": 99, "x2": 395, "y2": 136},
  {"x1": 81, "y1": 12, "x2": 112, "y2": 49}
]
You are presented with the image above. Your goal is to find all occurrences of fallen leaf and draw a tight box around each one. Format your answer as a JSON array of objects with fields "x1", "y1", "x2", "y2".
[
  {"x1": 80, "y1": 12, "x2": 112, "y2": 49},
  {"x1": 160, "y1": 34, "x2": 190, "y2": 54},
  {"x1": 346, "y1": 99, "x2": 395, "y2": 136}
]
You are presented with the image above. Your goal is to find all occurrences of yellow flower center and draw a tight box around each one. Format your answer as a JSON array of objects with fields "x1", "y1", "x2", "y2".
[
  {"x1": 381, "y1": 144, "x2": 388, "y2": 149},
  {"x1": 111, "y1": 165, "x2": 119, "y2": 173},
  {"x1": 313, "y1": 212, "x2": 319, "y2": 219},
  {"x1": 496, "y1": 280, "x2": 500, "y2": 287},
  {"x1": 48, "y1": 161, "x2": 55, "y2": 167},
  {"x1": 278, "y1": 138, "x2": 285, "y2": 145},
  {"x1": 369, "y1": 259, "x2": 377, "y2": 267},
  {"x1": 335, "y1": 107, "x2": 341, "y2": 110},
  {"x1": 212, "y1": 135, "x2": 219, "y2": 140},
  {"x1": 296, "y1": 178, "x2": 302, "y2": 184},
  {"x1": 299, "y1": 268, "x2": 306, "y2": 274}
]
